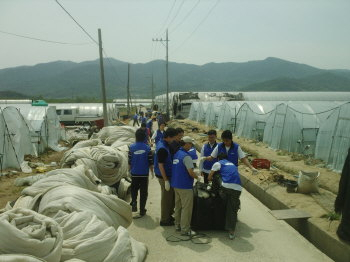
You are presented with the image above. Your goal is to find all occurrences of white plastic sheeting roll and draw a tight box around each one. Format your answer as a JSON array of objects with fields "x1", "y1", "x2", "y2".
[
  {"x1": 53, "y1": 210, "x2": 147, "y2": 262},
  {"x1": 37, "y1": 185, "x2": 132, "y2": 230},
  {"x1": 0, "y1": 208, "x2": 63, "y2": 262},
  {"x1": 61, "y1": 146, "x2": 129, "y2": 186},
  {"x1": 96, "y1": 126, "x2": 136, "y2": 145},
  {"x1": 73, "y1": 139, "x2": 102, "y2": 149},
  {"x1": 0, "y1": 254, "x2": 46, "y2": 262},
  {"x1": 22, "y1": 166, "x2": 100, "y2": 197}
]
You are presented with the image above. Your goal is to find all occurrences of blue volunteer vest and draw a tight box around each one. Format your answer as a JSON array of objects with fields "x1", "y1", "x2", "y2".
[
  {"x1": 219, "y1": 159, "x2": 241, "y2": 185},
  {"x1": 133, "y1": 114, "x2": 138, "y2": 120},
  {"x1": 171, "y1": 148, "x2": 194, "y2": 189},
  {"x1": 217, "y1": 142, "x2": 239, "y2": 166},
  {"x1": 129, "y1": 142, "x2": 151, "y2": 175},
  {"x1": 154, "y1": 140, "x2": 172, "y2": 178},
  {"x1": 203, "y1": 142, "x2": 217, "y2": 171},
  {"x1": 188, "y1": 147, "x2": 198, "y2": 160},
  {"x1": 146, "y1": 119, "x2": 153, "y2": 130},
  {"x1": 155, "y1": 130, "x2": 164, "y2": 144},
  {"x1": 141, "y1": 117, "x2": 147, "y2": 124}
]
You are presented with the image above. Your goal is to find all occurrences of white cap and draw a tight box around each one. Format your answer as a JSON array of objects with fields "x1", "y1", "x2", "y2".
[{"x1": 182, "y1": 136, "x2": 194, "y2": 144}]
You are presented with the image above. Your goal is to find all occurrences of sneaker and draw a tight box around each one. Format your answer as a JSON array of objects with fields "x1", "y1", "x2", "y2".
[
  {"x1": 140, "y1": 209, "x2": 147, "y2": 216},
  {"x1": 160, "y1": 220, "x2": 175, "y2": 226},
  {"x1": 175, "y1": 225, "x2": 181, "y2": 232},
  {"x1": 229, "y1": 233, "x2": 236, "y2": 240},
  {"x1": 181, "y1": 230, "x2": 197, "y2": 236},
  {"x1": 130, "y1": 202, "x2": 137, "y2": 212}
]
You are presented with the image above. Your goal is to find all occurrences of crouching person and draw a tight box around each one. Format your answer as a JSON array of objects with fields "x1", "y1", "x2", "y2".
[
  {"x1": 128, "y1": 129, "x2": 154, "y2": 216},
  {"x1": 208, "y1": 153, "x2": 242, "y2": 240},
  {"x1": 171, "y1": 136, "x2": 201, "y2": 236}
]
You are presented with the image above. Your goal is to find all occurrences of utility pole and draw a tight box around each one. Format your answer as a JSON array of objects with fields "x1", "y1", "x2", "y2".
[
  {"x1": 126, "y1": 63, "x2": 131, "y2": 116},
  {"x1": 152, "y1": 29, "x2": 170, "y2": 119},
  {"x1": 98, "y1": 29, "x2": 108, "y2": 126},
  {"x1": 151, "y1": 74, "x2": 154, "y2": 109}
]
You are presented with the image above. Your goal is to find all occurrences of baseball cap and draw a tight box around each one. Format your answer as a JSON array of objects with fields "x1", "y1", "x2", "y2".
[{"x1": 182, "y1": 136, "x2": 194, "y2": 144}]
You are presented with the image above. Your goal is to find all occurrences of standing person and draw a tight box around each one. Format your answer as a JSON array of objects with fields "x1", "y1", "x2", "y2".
[
  {"x1": 335, "y1": 147, "x2": 350, "y2": 241},
  {"x1": 199, "y1": 130, "x2": 218, "y2": 184},
  {"x1": 128, "y1": 129, "x2": 154, "y2": 216},
  {"x1": 187, "y1": 146, "x2": 198, "y2": 168},
  {"x1": 141, "y1": 112, "x2": 147, "y2": 125},
  {"x1": 151, "y1": 122, "x2": 166, "y2": 145},
  {"x1": 139, "y1": 123, "x2": 151, "y2": 144},
  {"x1": 169, "y1": 128, "x2": 184, "y2": 156},
  {"x1": 146, "y1": 117, "x2": 154, "y2": 135},
  {"x1": 208, "y1": 153, "x2": 242, "y2": 240},
  {"x1": 154, "y1": 127, "x2": 178, "y2": 226},
  {"x1": 171, "y1": 136, "x2": 201, "y2": 236},
  {"x1": 132, "y1": 112, "x2": 139, "y2": 126},
  {"x1": 204, "y1": 130, "x2": 258, "y2": 174}
]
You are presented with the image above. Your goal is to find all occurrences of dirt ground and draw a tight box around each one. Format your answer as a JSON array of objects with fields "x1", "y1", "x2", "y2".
[
  {"x1": 167, "y1": 119, "x2": 341, "y2": 238},
  {"x1": 0, "y1": 147, "x2": 70, "y2": 209}
]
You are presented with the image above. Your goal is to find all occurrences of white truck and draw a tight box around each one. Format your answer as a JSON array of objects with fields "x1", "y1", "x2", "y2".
[{"x1": 55, "y1": 107, "x2": 103, "y2": 126}]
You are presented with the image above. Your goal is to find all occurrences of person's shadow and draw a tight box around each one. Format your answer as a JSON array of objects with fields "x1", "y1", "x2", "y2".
[
  {"x1": 216, "y1": 221, "x2": 271, "y2": 253},
  {"x1": 132, "y1": 213, "x2": 158, "y2": 230}
]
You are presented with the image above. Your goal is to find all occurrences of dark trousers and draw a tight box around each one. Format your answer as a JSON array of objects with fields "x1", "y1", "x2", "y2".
[
  {"x1": 202, "y1": 172, "x2": 209, "y2": 184},
  {"x1": 131, "y1": 176, "x2": 149, "y2": 211},
  {"x1": 133, "y1": 119, "x2": 139, "y2": 126},
  {"x1": 221, "y1": 187, "x2": 241, "y2": 231}
]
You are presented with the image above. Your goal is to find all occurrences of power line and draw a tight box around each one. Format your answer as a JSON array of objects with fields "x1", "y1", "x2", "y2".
[
  {"x1": 156, "y1": 0, "x2": 177, "y2": 37},
  {"x1": 166, "y1": 0, "x2": 186, "y2": 29},
  {"x1": 55, "y1": 0, "x2": 125, "y2": 87},
  {"x1": 55, "y1": 0, "x2": 98, "y2": 45},
  {"x1": 170, "y1": 0, "x2": 201, "y2": 34},
  {"x1": 0, "y1": 29, "x2": 90, "y2": 45},
  {"x1": 172, "y1": 0, "x2": 221, "y2": 54}
]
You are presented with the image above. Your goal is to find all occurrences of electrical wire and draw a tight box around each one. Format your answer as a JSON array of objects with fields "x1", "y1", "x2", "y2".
[
  {"x1": 0, "y1": 29, "x2": 90, "y2": 45},
  {"x1": 55, "y1": 0, "x2": 98, "y2": 45},
  {"x1": 170, "y1": 0, "x2": 201, "y2": 34},
  {"x1": 172, "y1": 0, "x2": 221, "y2": 54},
  {"x1": 166, "y1": 0, "x2": 186, "y2": 30},
  {"x1": 156, "y1": 0, "x2": 178, "y2": 37}
]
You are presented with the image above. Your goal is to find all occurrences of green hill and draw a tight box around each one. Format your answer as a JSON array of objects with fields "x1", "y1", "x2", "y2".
[{"x1": 0, "y1": 57, "x2": 349, "y2": 99}]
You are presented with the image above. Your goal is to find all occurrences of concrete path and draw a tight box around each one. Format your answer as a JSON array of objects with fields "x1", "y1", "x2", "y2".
[{"x1": 128, "y1": 177, "x2": 332, "y2": 262}]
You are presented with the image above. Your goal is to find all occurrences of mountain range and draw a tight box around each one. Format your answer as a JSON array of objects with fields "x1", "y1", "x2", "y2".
[{"x1": 0, "y1": 57, "x2": 350, "y2": 99}]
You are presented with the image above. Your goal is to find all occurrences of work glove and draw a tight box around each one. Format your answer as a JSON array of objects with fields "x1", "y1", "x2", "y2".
[
  {"x1": 164, "y1": 180, "x2": 171, "y2": 191},
  {"x1": 150, "y1": 169, "x2": 155, "y2": 179},
  {"x1": 252, "y1": 167, "x2": 258, "y2": 175},
  {"x1": 197, "y1": 176, "x2": 202, "y2": 183},
  {"x1": 200, "y1": 156, "x2": 207, "y2": 162}
]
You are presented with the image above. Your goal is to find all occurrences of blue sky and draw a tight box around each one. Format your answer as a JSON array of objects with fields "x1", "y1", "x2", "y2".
[{"x1": 1, "y1": 0, "x2": 349, "y2": 69}]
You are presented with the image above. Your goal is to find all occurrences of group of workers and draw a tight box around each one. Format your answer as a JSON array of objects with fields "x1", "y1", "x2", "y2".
[{"x1": 128, "y1": 117, "x2": 258, "y2": 240}]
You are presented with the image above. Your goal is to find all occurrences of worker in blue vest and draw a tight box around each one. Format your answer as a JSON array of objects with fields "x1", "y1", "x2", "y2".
[
  {"x1": 208, "y1": 152, "x2": 242, "y2": 240},
  {"x1": 199, "y1": 129, "x2": 218, "y2": 183},
  {"x1": 140, "y1": 112, "x2": 147, "y2": 124},
  {"x1": 128, "y1": 129, "x2": 154, "y2": 216},
  {"x1": 132, "y1": 113, "x2": 139, "y2": 126},
  {"x1": 146, "y1": 117, "x2": 154, "y2": 135},
  {"x1": 187, "y1": 146, "x2": 198, "y2": 168},
  {"x1": 171, "y1": 136, "x2": 201, "y2": 236},
  {"x1": 203, "y1": 130, "x2": 258, "y2": 174},
  {"x1": 139, "y1": 123, "x2": 151, "y2": 144},
  {"x1": 154, "y1": 127, "x2": 178, "y2": 226},
  {"x1": 151, "y1": 121, "x2": 166, "y2": 146}
]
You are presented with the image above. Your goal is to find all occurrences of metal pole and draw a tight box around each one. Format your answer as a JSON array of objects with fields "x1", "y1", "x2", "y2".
[
  {"x1": 151, "y1": 74, "x2": 154, "y2": 109},
  {"x1": 98, "y1": 29, "x2": 108, "y2": 126},
  {"x1": 166, "y1": 29, "x2": 169, "y2": 119},
  {"x1": 127, "y1": 63, "x2": 130, "y2": 116}
]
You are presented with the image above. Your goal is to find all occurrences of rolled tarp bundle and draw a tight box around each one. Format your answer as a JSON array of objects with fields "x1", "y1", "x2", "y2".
[
  {"x1": 96, "y1": 126, "x2": 136, "y2": 145},
  {"x1": 53, "y1": 210, "x2": 147, "y2": 262},
  {"x1": 0, "y1": 208, "x2": 63, "y2": 262},
  {"x1": 37, "y1": 185, "x2": 132, "y2": 230}
]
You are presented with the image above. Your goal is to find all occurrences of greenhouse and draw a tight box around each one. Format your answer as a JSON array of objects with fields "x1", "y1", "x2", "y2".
[
  {"x1": 187, "y1": 99, "x2": 350, "y2": 172},
  {"x1": 0, "y1": 106, "x2": 36, "y2": 171}
]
